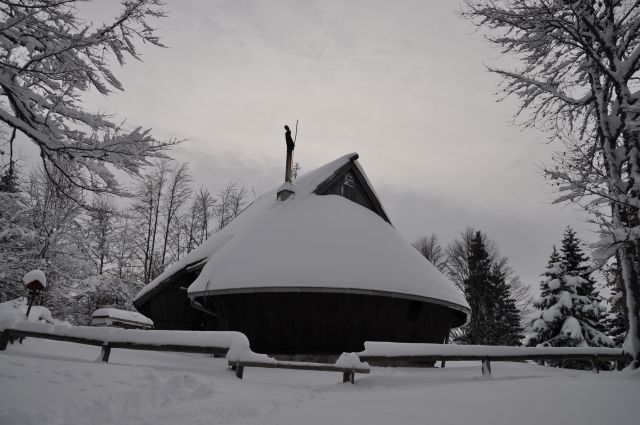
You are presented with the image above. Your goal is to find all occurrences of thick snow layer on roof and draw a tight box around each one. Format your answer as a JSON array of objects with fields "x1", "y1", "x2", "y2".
[
  {"x1": 91, "y1": 308, "x2": 153, "y2": 326},
  {"x1": 22, "y1": 269, "x2": 46, "y2": 288},
  {"x1": 135, "y1": 153, "x2": 469, "y2": 314}
]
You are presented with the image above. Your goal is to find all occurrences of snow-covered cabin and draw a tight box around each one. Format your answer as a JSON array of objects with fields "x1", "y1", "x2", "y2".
[
  {"x1": 90, "y1": 308, "x2": 153, "y2": 330},
  {"x1": 134, "y1": 153, "x2": 470, "y2": 354}
]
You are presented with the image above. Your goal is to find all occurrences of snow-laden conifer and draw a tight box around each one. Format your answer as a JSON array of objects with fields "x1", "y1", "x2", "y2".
[{"x1": 528, "y1": 242, "x2": 612, "y2": 349}]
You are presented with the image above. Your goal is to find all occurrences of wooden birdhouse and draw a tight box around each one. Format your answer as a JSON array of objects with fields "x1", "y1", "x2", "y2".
[{"x1": 22, "y1": 270, "x2": 47, "y2": 293}]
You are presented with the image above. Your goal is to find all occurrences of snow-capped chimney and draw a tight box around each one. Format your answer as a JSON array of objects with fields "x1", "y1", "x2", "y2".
[{"x1": 277, "y1": 181, "x2": 295, "y2": 201}]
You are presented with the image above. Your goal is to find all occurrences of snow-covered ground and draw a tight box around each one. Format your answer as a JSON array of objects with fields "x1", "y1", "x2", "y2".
[{"x1": 0, "y1": 339, "x2": 637, "y2": 425}]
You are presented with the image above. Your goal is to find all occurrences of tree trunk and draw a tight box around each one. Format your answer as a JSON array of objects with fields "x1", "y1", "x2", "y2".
[{"x1": 619, "y1": 244, "x2": 640, "y2": 368}]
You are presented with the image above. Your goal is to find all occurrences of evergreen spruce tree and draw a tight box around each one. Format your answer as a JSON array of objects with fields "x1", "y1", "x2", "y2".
[
  {"x1": 559, "y1": 227, "x2": 610, "y2": 346},
  {"x1": 528, "y1": 231, "x2": 613, "y2": 351},
  {"x1": 560, "y1": 227, "x2": 598, "y2": 300},
  {"x1": 527, "y1": 247, "x2": 568, "y2": 347},
  {"x1": 457, "y1": 231, "x2": 523, "y2": 345},
  {"x1": 457, "y1": 232, "x2": 493, "y2": 345},
  {"x1": 489, "y1": 264, "x2": 524, "y2": 346}
]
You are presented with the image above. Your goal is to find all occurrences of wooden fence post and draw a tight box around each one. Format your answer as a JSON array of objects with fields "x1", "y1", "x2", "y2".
[
  {"x1": 100, "y1": 343, "x2": 111, "y2": 363},
  {"x1": 441, "y1": 334, "x2": 450, "y2": 368},
  {"x1": 481, "y1": 358, "x2": 492, "y2": 377},
  {"x1": 235, "y1": 362, "x2": 244, "y2": 379},
  {"x1": 591, "y1": 355, "x2": 599, "y2": 374},
  {"x1": 0, "y1": 332, "x2": 9, "y2": 351}
]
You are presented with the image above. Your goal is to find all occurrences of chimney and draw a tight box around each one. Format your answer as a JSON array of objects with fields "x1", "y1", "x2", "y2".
[
  {"x1": 280, "y1": 121, "x2": 297, "y2": 200},
  {"x1": 277, "y1": 181, "x2": 295, "y2": 201},
  {"x1": 285, "y1": 149, "x2": 293, "y2": 183}
]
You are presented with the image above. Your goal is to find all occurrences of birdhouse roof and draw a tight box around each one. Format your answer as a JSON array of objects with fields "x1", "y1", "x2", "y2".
[{"x1": 22, "y1": 270, "x2": 46, "y2": 289}]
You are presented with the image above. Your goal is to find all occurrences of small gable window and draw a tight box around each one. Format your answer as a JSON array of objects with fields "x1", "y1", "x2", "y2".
[{"x1": 341, "y1": 172, "x2": 358, "y2": 202}]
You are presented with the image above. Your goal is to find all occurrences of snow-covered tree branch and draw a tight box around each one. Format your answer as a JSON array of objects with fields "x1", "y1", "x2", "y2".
[{"x1": 0, "y1": 0, "x2": 176, "y2": 199}]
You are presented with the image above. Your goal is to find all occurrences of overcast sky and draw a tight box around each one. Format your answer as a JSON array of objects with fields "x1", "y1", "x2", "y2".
[{"x1": 19, "y1": 0, "x2": 598, "y2": 290}]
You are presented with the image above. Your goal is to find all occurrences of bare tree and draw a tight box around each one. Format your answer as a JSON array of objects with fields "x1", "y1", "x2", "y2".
[
  {"x1": 84, "y1": 195, "x2": 117, "y2": 275},
  {"x1": 147, "y1": 161, "x2": 169, "y2": 281},
  {"x1": 462, "y1": 0, "x2": 640, "y2": 367},
  {"x1": 189, "y1": 187, "x2": 217, "y2": 246},
  {"x1": 130, "y1": 161, "x2": 169, "y2": 283},
  {"x1": 0, "y1": 0, "x2": 175, "y2": 200},
  {"x1": 113, "y1": 213, "x2": 134, "y2": 281},
  {"x1": 134, "y1": 174, "x2": 155, "y2": 283},
  {"x1": 413, "y1": 233, "x2": 448, "y2": 272},
  {"x1": 216, "y1": 181, "x2": 247, "y2": 230},
  {"x1": 160, "y1": 162, "x2": 192, "y2": 268},
  {"x1": 27, "y1": 162, "x2": 83, "y2": 260}
]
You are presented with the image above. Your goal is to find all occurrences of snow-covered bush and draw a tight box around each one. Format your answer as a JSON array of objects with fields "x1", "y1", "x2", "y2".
[{"x1": 0, "y1": 297, "x2": 57, "y2": 325}]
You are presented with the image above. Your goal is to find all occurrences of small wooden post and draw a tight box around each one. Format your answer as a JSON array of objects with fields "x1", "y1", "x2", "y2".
[
  {"x1": 350, "y1": 369, "x2": 355, "y2": 384},
  {"x1": 100, "y1": 343, "x2": 111, "y2": 363},
  {"x1": 481, "y1": 358, "x2": 492, "y2": 377},
  {"x1": 25, "y1": 297, "x2": 35, "y2": 318},
  {"x1": 235, "y1": 362, "x2": 244, "y2": 379},
  {"x1": 342, "y1": 371, "x2": 349, "y2": 383},
  {"x1": 441, "y1": 334, "x2": 450, "y2": 368},
  {"x1": 0, "y1": 332, "x2": 9, "y2": 351},
  {"x1": 591, "y1": 355, "x2": 599, "y2": 374}
]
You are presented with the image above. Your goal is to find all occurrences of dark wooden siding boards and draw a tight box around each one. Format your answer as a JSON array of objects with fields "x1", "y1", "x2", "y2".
[
  {"x1": 321, "y1": 170, "x2": 378, "y2": 213},
  {"x1": 136, "y1": 268, "x2": 213, "y2": 331},
  {"x1": 198, "y1": 292, "x2": 456, "y2": 354}
]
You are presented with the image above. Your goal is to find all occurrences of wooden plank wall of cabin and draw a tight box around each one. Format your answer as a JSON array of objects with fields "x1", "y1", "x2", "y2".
[
  {"x1": 146, "y1": 273, "x2": 210, "y2": 330},
  {"x1": 206, "y1": 292, "x2": 456, "y2": 354}
]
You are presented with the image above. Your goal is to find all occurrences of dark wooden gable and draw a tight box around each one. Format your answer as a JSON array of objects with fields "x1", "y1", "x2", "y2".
[
  {"x1": 314, "y1": 160, "x2": 391, "y2": 224},
  {"x1": 134, "y1": 258, "x2": 207, "y2": 309}
]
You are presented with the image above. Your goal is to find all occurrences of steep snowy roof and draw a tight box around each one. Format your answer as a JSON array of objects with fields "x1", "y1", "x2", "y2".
[{"x1": 135, "y1": 153, "x2": 469, "y2": 316}]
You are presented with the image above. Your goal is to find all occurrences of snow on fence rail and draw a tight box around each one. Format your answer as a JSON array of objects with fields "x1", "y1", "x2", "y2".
[
  {"x1": 359, "y1": 342, "x2": 631, "y2": 376},
  {"x1": 228, "y1": 353, "x2": 370, "y2": 384},
  {"x1": 0, "y1": 320, "x2": 369, "y2": 384},
  {"x1": 0, "y1": 319, "x2": 249, "y2": 361}
]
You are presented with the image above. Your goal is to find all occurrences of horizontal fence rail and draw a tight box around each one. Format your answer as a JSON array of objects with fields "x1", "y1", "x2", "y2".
[
  {"x1": 0, "y1": 321, "x2": 244, "y2": 361},
  {"x1": 228, "y1": 359, "x2": 370, "y2": 383},
  {"x1": 359, "y1": 342, "x2": 631, "y2": 375}
]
